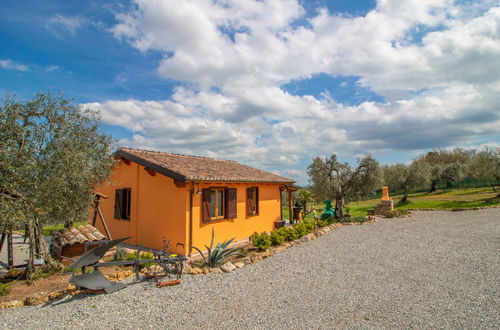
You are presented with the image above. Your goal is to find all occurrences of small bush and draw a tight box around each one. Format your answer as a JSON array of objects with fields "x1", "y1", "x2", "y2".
[
  {"x1": 326, "y1": 217, "x2": 337, "y2": 224},
  {"x1": 270, "y1": 230, "x2": 286, "y2": 245},
  {"x1": 320, "y1": 213, "x2": 331, "y2": 221},
  {"x1": 0, "y1": 282, "x2": 13, "y2": 296},
  {"x1": 352, "y1": 216, "x2": 367, "y2": 222},
  {"x1": 384, "y1": 209, "x2": 409, "y2": 218},
  {"x1": 280, "y1": 227, "x2": 299, "y2": 241},
  {"x1": 251, "y1": 232, "x2": 272, "y2": 251},
  {"x1": 294, "y1": 222, "x2": 314, "y2": 237},
  {"x1": 343, "y1": 206, "x2": 351, "y2": 215},
  {"x1": 114, "y1": 247, "x2": 128, "y2": 261},
  {"x1": 316, "y1": 219, "x2": 329, "y2": 227}
]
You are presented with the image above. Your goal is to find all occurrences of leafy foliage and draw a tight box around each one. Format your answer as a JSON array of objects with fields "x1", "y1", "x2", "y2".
[
  {"x1": 383, "y1": 159, "x2": 431, "y2": 202},
  {"x1": 280, "y1": 226, "x2": 299, "y2": 241},
  {"x1": 270, "y1": 229, "x2": 286, "y2": 245},
  {"x1": 307, "y1": 154, "x2": 382, "y2": 218},
  {"x1": 190, "y1": 228, "x2": 243, "y2": 267},
  {"x1": 0, "y1": 281, "x2": 13, "y2": 296},
  {"x1": 316, "y1": 219, "x2": 329, "y2": 227},
  {"x1": 296, "y1": 189, "x2": 314, "y2": 205},
  {"x1": 251, "y1": 232, "x2": 272, "y2": 251},
  {"x1": 294, "y1": 221, "x2": 315, "y2": 237},
  {"x1": 0, "y1": 92, "x2": 115, "y2": 270}
]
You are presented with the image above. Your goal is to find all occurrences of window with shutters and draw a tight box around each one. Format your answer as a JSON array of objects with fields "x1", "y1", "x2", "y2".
[
  {"x1": 247, "y1": 187, "x2": 259, "y2": 217},
  {"x1": 210, "y1": 188, "x2": 225, "y2": 220},
  {"x1": 202, "y1": 187, "x2": 237, "y2": 223},
  {"x1": 114, "y1": 188, "x2": 131, "y2": 220}
]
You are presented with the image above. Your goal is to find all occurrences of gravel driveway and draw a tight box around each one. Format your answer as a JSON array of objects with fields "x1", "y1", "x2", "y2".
[{"x1": 2, "y1": 209, "x2": 499, "y2": 329}]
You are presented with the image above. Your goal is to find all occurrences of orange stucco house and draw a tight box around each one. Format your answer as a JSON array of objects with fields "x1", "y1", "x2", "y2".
[{"x1": 95, "y1": 148, "x2": 295, "y2": 255}]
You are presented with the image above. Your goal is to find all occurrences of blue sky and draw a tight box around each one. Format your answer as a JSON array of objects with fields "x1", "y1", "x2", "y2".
[{"x1": 1, "y1": 0, "x2": 499, "y2": 185}]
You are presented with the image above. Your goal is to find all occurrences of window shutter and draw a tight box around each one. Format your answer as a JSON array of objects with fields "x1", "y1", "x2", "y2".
[
  {"x1": 202, "y1": 189, "x2": 211, "y2": 223},
  {"x1": 246, "y1": 188, "x2": 253, "y2": 217},
  {"x1": 124, "y1": 189, "x2": 131, "y2": 219},
  {"x1": 114, "y1": 189, "x2": 123, "y2": 219},
  {"x1": 227, "y1": 188, "x2": 237, "y2": 218},
  {"x1": 255, "y1": 187, "x2": 259, "y2": 215}
]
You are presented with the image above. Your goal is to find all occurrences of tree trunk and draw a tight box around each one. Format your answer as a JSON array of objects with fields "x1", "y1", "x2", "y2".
[
  {"x1": 25, "y1": 216, "x2": 61, "y2": 279},
  {"x1": 401, "y1": 191, "x2": 408, "y2": 202},
  {"x1": 334, "y1": 196, "x2": 344, "y2": 221},
  {"x1": 429, "y1": 180, "x2": 438, "y2": 193}
]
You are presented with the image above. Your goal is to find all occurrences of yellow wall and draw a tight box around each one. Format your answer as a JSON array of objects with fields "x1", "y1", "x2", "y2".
[
  {"x1": 95, "y1": 159, "x2": 187, "y2": 255},
  {"x1": 189, "y1": 182, "x2": 282, "y2": 252},
  {"x1": 96, "y1": 159, "x2": 283, "y2": 256}
]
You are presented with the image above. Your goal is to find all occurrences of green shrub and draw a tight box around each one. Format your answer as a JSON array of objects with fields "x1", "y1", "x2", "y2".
[
  {"x1": 251, "y1": 232, "x2": 272, "y2": 251},
  {"x1": 190, "y1": 228, "x2": 243, "y2": 267},
  {"x1": 351, "y1": 216, "x2": 367, "y2": 222},
  {"x1": 294, "y1": 222, "x2": 314, "y2": 237},
  {"x1": 343, "y1": 206, "x2": 351, "y2": 215},
  {"x1": 304, "y1": 221, "x2": 315, "y2": 232},
  {"x1": 320, "y1": 213, "x2": 331, "y2": 221},
  {"x1": 384, "y1": 209, "x2": 409, "y2": 218},
  {"x1": 326, "y1": 216, "x2": 337, "y2": 224},
  {"x1": 270, "y1": 230, "x2": 286, "y2": 245},
  {"x1": 280, "y1": 227, "x2": 299, "y2": 241},
  {"x1": 114, "y1": 246, "x2": 128, "y2": 261},
  {"x1": 0, "y1": 282, "x2": 13, "y2": 296},
  {"x1": 316, "y1": 219, "x2": 328, "y2": 227}
]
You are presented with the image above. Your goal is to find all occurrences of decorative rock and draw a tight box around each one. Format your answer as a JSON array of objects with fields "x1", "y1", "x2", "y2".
[
  {"x1": 234, "y1": 262, "x2": 245, "y2": 268},
  {"x1": 202, "y1": 267, "x2": 210, "y2": 274},
  {"x1": 209, "y1": 267, "x2": 223, "y2": 274},
  {"x1": 184, "y1": 264, "x2": 193, "y2": 273},
  {"x1": 221, "y1": 262, "x2": 237, "y2": 273},
  {"x1": 188, "y1": 267, "x2": 203, "y2": 275},
  {"x1": 241, "y1": 257, "x2": 252, "y2": 263},
  {"x1": 25, "y1": 292, "x2": 49, "y2": 306},
  {"x1": 273, "y1": 245, "x2": 287, "y2": 252},
  {"x1": 0, "y1": 300, "x2": 24, "y2": 309},
  {"x1": 260, "y1": 250, "x2": 275, "y2": 258},
  {"x1": 250, "y1": 254, "x2": 263, "y2": 263}
]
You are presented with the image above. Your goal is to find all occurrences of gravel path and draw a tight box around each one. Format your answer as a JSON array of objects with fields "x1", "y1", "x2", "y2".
[{"x1": 2, "y1": 209, "x2": 499, "y2": 329}]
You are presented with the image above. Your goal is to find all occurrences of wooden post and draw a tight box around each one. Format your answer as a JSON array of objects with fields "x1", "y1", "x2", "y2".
[
  {"x1": 97, "y1": 204, "x2": 112, "y2": 240},
  {"x1": 93, "y1": 193, "x2": 112, "y2": 240},
  {"x1": 0, "y1": 233, "x2": 5, "y2": 255},
  {"x1": 288, "y1": 191, "x2": 292, "y2": 222}
]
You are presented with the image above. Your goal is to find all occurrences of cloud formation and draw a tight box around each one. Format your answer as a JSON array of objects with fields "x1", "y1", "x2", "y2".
[
  {"x1": 0, "y1": 59, "x2": 29, "y2": 72},
  {"x1": 88, "y1": 0, "x2": 500, "y2": 178},
  {"x1": 45, "y1": 14, "x2": 86, "y2": 37}
]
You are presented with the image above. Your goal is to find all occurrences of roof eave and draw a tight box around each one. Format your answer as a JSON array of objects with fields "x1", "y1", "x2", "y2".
[{"x1": 115, "y1": 149, "x2": 187, "y2": 182}]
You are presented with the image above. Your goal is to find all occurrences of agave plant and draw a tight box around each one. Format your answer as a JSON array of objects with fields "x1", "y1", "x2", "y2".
[{"x1": 189, "y1": 228, "x2": 243, "y2": 267}]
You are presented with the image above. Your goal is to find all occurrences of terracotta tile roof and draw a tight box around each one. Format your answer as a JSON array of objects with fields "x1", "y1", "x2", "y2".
[
  {"x1": 53, "y1": 225, "x2": 107, "y2": 246},
  {"x1": 116, "y1": 148, "x2": 294, "y2": 184}
]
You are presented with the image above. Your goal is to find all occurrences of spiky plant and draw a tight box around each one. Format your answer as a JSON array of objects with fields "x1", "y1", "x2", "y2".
[{"x1": 189, "y1": 228, "x2": 243, "y2": 267}]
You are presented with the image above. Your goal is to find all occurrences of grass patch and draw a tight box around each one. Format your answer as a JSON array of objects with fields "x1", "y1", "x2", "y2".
[{"x1": 394, "y1": 199, "x2": 498, "y2": 210}]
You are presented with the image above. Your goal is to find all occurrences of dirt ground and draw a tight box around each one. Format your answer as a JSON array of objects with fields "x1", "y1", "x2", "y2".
[{"x1": 0, "y1": 266, "x2": 132, "y2": 303}]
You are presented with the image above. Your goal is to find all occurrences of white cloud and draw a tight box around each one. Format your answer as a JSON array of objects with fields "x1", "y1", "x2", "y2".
[
  {"x1": 45, "y1": 14, "x2": 85, "y2": 37},
  {"x1": 0, "y1": 59, "x2": 29, "y2": 71},
  {"x1": 98, "y1": 0, "x2": 500, "y2": 180}
]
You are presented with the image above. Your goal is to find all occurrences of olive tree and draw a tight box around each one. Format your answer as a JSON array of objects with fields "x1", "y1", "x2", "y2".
[
  {"x1": 467, "y1": 148, "x2": 500, "y2": 195},
  {"x1": 0, "y1": 93, "x2": 116, "y2": 274},
  {"x1": 424, "y1": 149, "x2": 470, "y2": 192},
  {"x1": 383, "y1": 160, "x2": 431, "y2": 202},
  {"x1": 307, "y1": 154, "x2": 382, "y2": 219}
]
